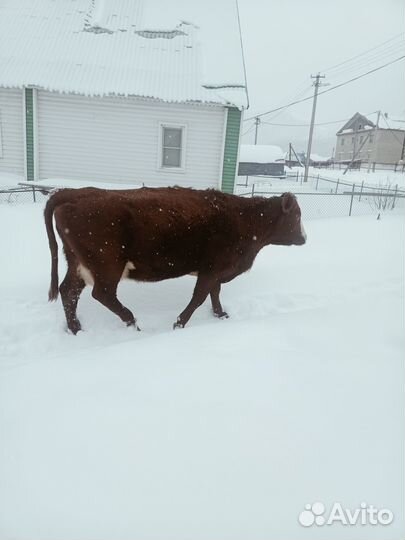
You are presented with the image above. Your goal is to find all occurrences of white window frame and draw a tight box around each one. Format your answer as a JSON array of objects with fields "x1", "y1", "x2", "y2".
[{"x1": 158, "y1": 122, "x2": 187, "y2": 173}]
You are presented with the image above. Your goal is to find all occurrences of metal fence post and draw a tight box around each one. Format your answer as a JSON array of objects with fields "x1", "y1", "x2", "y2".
[
  {"x1": 32, "y1": 185, "x2": 36, "y2": 203},
  {"x1": 335, "y1": 178, "x2": 339, "y2": 194},
  {"x1": 358, "y1": 180, "x2": 364, "y2": 201},
  {"x1": 392, "y1": 184, "x2": 398, "y2": 210},
  {"x1": 245, "y1": 175, "x2": 249, "y2": 187},
  {"x1": 251, "y1": 183, "x2": 255, "y2": 197},
  {"x1": 316, "y1": 174, "x2": 319, "y2": 190},
  {"x1": 349, "y1": 183, "x2": 355, "y2": 216}
]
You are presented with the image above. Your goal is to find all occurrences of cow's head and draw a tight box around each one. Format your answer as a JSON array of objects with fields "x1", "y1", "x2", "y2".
[{"x1": 271, "y1": 193, "x2": 307, "y2": 246}]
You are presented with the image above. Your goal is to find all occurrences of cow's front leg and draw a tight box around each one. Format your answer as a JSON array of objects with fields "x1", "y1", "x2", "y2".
[
  {"x1": 174, "y1": 274, "x2": 215, "y2": 329},
  {"x1": 92, "y1": 277, "x2": 140, "y2": 331},
  {"x1": 210, "y1": 282, "x2": 229, "y2": 319}
]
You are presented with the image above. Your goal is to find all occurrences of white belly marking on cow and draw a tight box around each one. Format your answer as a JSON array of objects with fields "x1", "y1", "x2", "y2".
[
  {"x1": 77, "y1": 264, "x2": 94, "y2": 285},
  {"x1": 300, "y1": 220, "x2": 307, "y2": 241},
  {"x1": 121, "y1": 261, "x2": 135, "y2": 280},
  {"x1": 77, "y1": 261, "x2": 135, "y2": 285}
]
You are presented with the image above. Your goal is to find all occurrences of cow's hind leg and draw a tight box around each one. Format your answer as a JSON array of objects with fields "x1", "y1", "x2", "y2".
[
  {"x1": 59, "y1": 267, "x2": 85, "y2": 335},
  {"x1": 174, "y1": 274, "x2": 215, "y2": 329},
  {"x1": 210, "y1": 283, "x2": 229, "y2": 319},
  {"x1": 92, "y1": 276, "x2": 140, "y2": 330}
]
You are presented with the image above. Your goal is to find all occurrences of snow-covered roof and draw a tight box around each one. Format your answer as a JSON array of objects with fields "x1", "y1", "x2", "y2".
[
  {"x1": 239, "y1": 145, "x2": 285, "y2": 164},
  {"x1": 337, "y1": 112, "x2": 375, "y2": 134},
  {"x1": 310, "y1": 153, "x2": 330, "y2": 162},
  {"x1": 0, "y1": 0, "x2": 248, "y2": 108}
]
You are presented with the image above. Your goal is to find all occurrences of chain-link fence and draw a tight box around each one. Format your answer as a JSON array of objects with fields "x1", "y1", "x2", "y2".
[
  {"x1": 317, "y1": 162, "x2": 405, "y2": 173},
  {"x1": 236, "y1": 173, "x2": 405, "y2": 219},
  {"x1": 0, "y1": 186, "x2": 49, "y2": 205},
  {"x1": 2, "y1": 180, "x2": 404, "y2": 221}
]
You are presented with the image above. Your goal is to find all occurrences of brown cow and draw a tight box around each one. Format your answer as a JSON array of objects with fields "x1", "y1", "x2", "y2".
[{"x1": 44, "y1": 186, "x2": 306, "y2": 334}]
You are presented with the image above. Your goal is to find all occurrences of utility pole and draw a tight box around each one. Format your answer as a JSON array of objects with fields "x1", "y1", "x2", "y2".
[
  {"x1": 367, "y1": 110, "x2": 380, "y2": 172},
  {"x1": 343, "y1": 132, "x2": 371, "y2": 174},
  {"x1": 289, "y1": 143, "x2": 303, "y2": 166},
  {"x1": 254, "y1": 116, "x2": 261, "y2": 145},
  {"x1": 304, "y1": 73, "x2": 325, "y2": 182}
]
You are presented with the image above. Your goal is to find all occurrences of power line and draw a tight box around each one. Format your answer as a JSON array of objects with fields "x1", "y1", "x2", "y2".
[
  {"x1": 262, "y1": 118, "x2": 352, "y2": 127},
  {"x1": 260, "y1": 110, "x2": 379, "y2": 128},
  {"x1": 320, "y1": 32, "x2": 404, "y2": 73},
  {"x1": 325, "y1": 42, "x2": 404, "y2": 81},
  {"x1": 318, "y1": 55, "x2": 405, "y2": 98},
  {"x1": 244, "y1": 55, "x2": 405, "y2": 121},
  {"x1": 380, "y1": 114, "x2": 405, "y2": 147},
  {"x1": 235, "y1": 0, "x2": 250, "y2": 109},
  {"x1": 263, "y1": 84, "x2": 313, "y2": 123},
  {"x1": 242, "y1": 122, "x2": 255, "y2": 137}
]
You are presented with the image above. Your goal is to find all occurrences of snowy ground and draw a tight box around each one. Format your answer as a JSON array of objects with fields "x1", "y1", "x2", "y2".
[
  {"x1": 0, "y1": 171, "x2": 25, "y2": 189},
  {"x1": 0, "y1": 202, "x2": 404, "y2": 540}
]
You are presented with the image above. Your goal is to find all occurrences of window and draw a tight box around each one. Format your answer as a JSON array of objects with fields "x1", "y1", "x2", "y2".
[
  {"x1": 341, "y1": 138, "x2": 345, "y2": 146},
  {"x1": 360, "y1": 136, "x2": 363, "y2": 144},
  {"x1": 369, "y1": 135, "x2": 373, "y2": 144},
  {"x1": 160, "y1": 125, "x2": 186, "y2": 170},
  {"x1": 351, "y1": 137, "x2": 355, "y2": 144}
]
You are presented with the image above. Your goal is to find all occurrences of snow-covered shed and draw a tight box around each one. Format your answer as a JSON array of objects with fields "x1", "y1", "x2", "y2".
[
  {"x1": 0, "y1": 0, "x2": 248, "y2": 193},
  {"x1": 309, "y1": 153, "x2": 332, "y2": 167},
  {"x1": 238, "y1": 144, "x2": 285, "y2": 177}
]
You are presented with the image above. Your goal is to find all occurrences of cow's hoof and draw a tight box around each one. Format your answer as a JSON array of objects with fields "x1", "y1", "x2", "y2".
[
  {"x1": 127, "y1": 320, "x2": 141, "y2": 331},
  {"x1": 68, "y1": 319, "x2": 82, "y2": 335},
  {"x1": 214, "y1": 311, "x2": 229, "y2": 319},
  {"x1": 173, "y1": 321, "x2": 184, "y2": 330}
]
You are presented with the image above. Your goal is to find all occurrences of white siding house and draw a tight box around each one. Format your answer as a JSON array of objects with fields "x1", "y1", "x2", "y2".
[
  {"x1": 0, "y1": 88, "x2": 25, "y2": 177},
  {"x1": 37, "y1": 92, "x2": 226, "y2": 189},
  {"x1": 0, "y1": 0, "x2": 248, "y2": 193}
]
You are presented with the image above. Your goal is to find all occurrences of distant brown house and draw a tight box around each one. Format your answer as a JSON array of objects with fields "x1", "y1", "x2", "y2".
[{"x1": 335, "y1": 112, "x2": 405, "y2": 165}]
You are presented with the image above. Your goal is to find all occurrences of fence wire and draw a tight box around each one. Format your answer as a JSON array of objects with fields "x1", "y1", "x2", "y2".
[
  {"x1": 236, "y1": 173, "x2": 405, "y2": 219},
  {"x1": 0, "y1": 187, "x2": 49, "y2": 205},
  {"x1": 1, "y1": 180, "x2": 404, "y2": 221}
]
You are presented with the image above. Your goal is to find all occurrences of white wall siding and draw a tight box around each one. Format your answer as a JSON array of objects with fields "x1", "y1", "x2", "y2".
[
  {"x1": 38, "y1": 92, "x2": 225, "y2": 189},
  {"x1": 0, "y1": 88, "x2": 24, "y2": 176}
]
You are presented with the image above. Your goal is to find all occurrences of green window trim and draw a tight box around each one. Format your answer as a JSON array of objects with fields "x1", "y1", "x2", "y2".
[
  {"x1": 221, "y1": 107, "x2": 241, "y2": 194},
  {"x1": 25, "y1": 88, "x2": 35, "y2": 181}
]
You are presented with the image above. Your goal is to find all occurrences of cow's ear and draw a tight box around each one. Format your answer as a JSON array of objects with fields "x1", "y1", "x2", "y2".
[{"x1": 281, "y1": 192, "x2": 296, "y2": 214}]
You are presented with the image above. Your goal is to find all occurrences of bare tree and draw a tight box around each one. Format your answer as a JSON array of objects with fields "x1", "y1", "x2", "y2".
[{"x1": 367, "y1": 182, "x2": 395, "y2": 220}]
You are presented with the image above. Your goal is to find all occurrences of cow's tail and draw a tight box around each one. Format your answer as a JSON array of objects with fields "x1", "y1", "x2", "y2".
[{"x1": 44, "y1": 195, "x2": 59, "y2": 301}]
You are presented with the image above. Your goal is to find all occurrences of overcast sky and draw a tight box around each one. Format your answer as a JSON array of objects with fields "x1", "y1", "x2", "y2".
[{"x1": 238, "y1": 0, "x2": 405, "y2": 155}]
